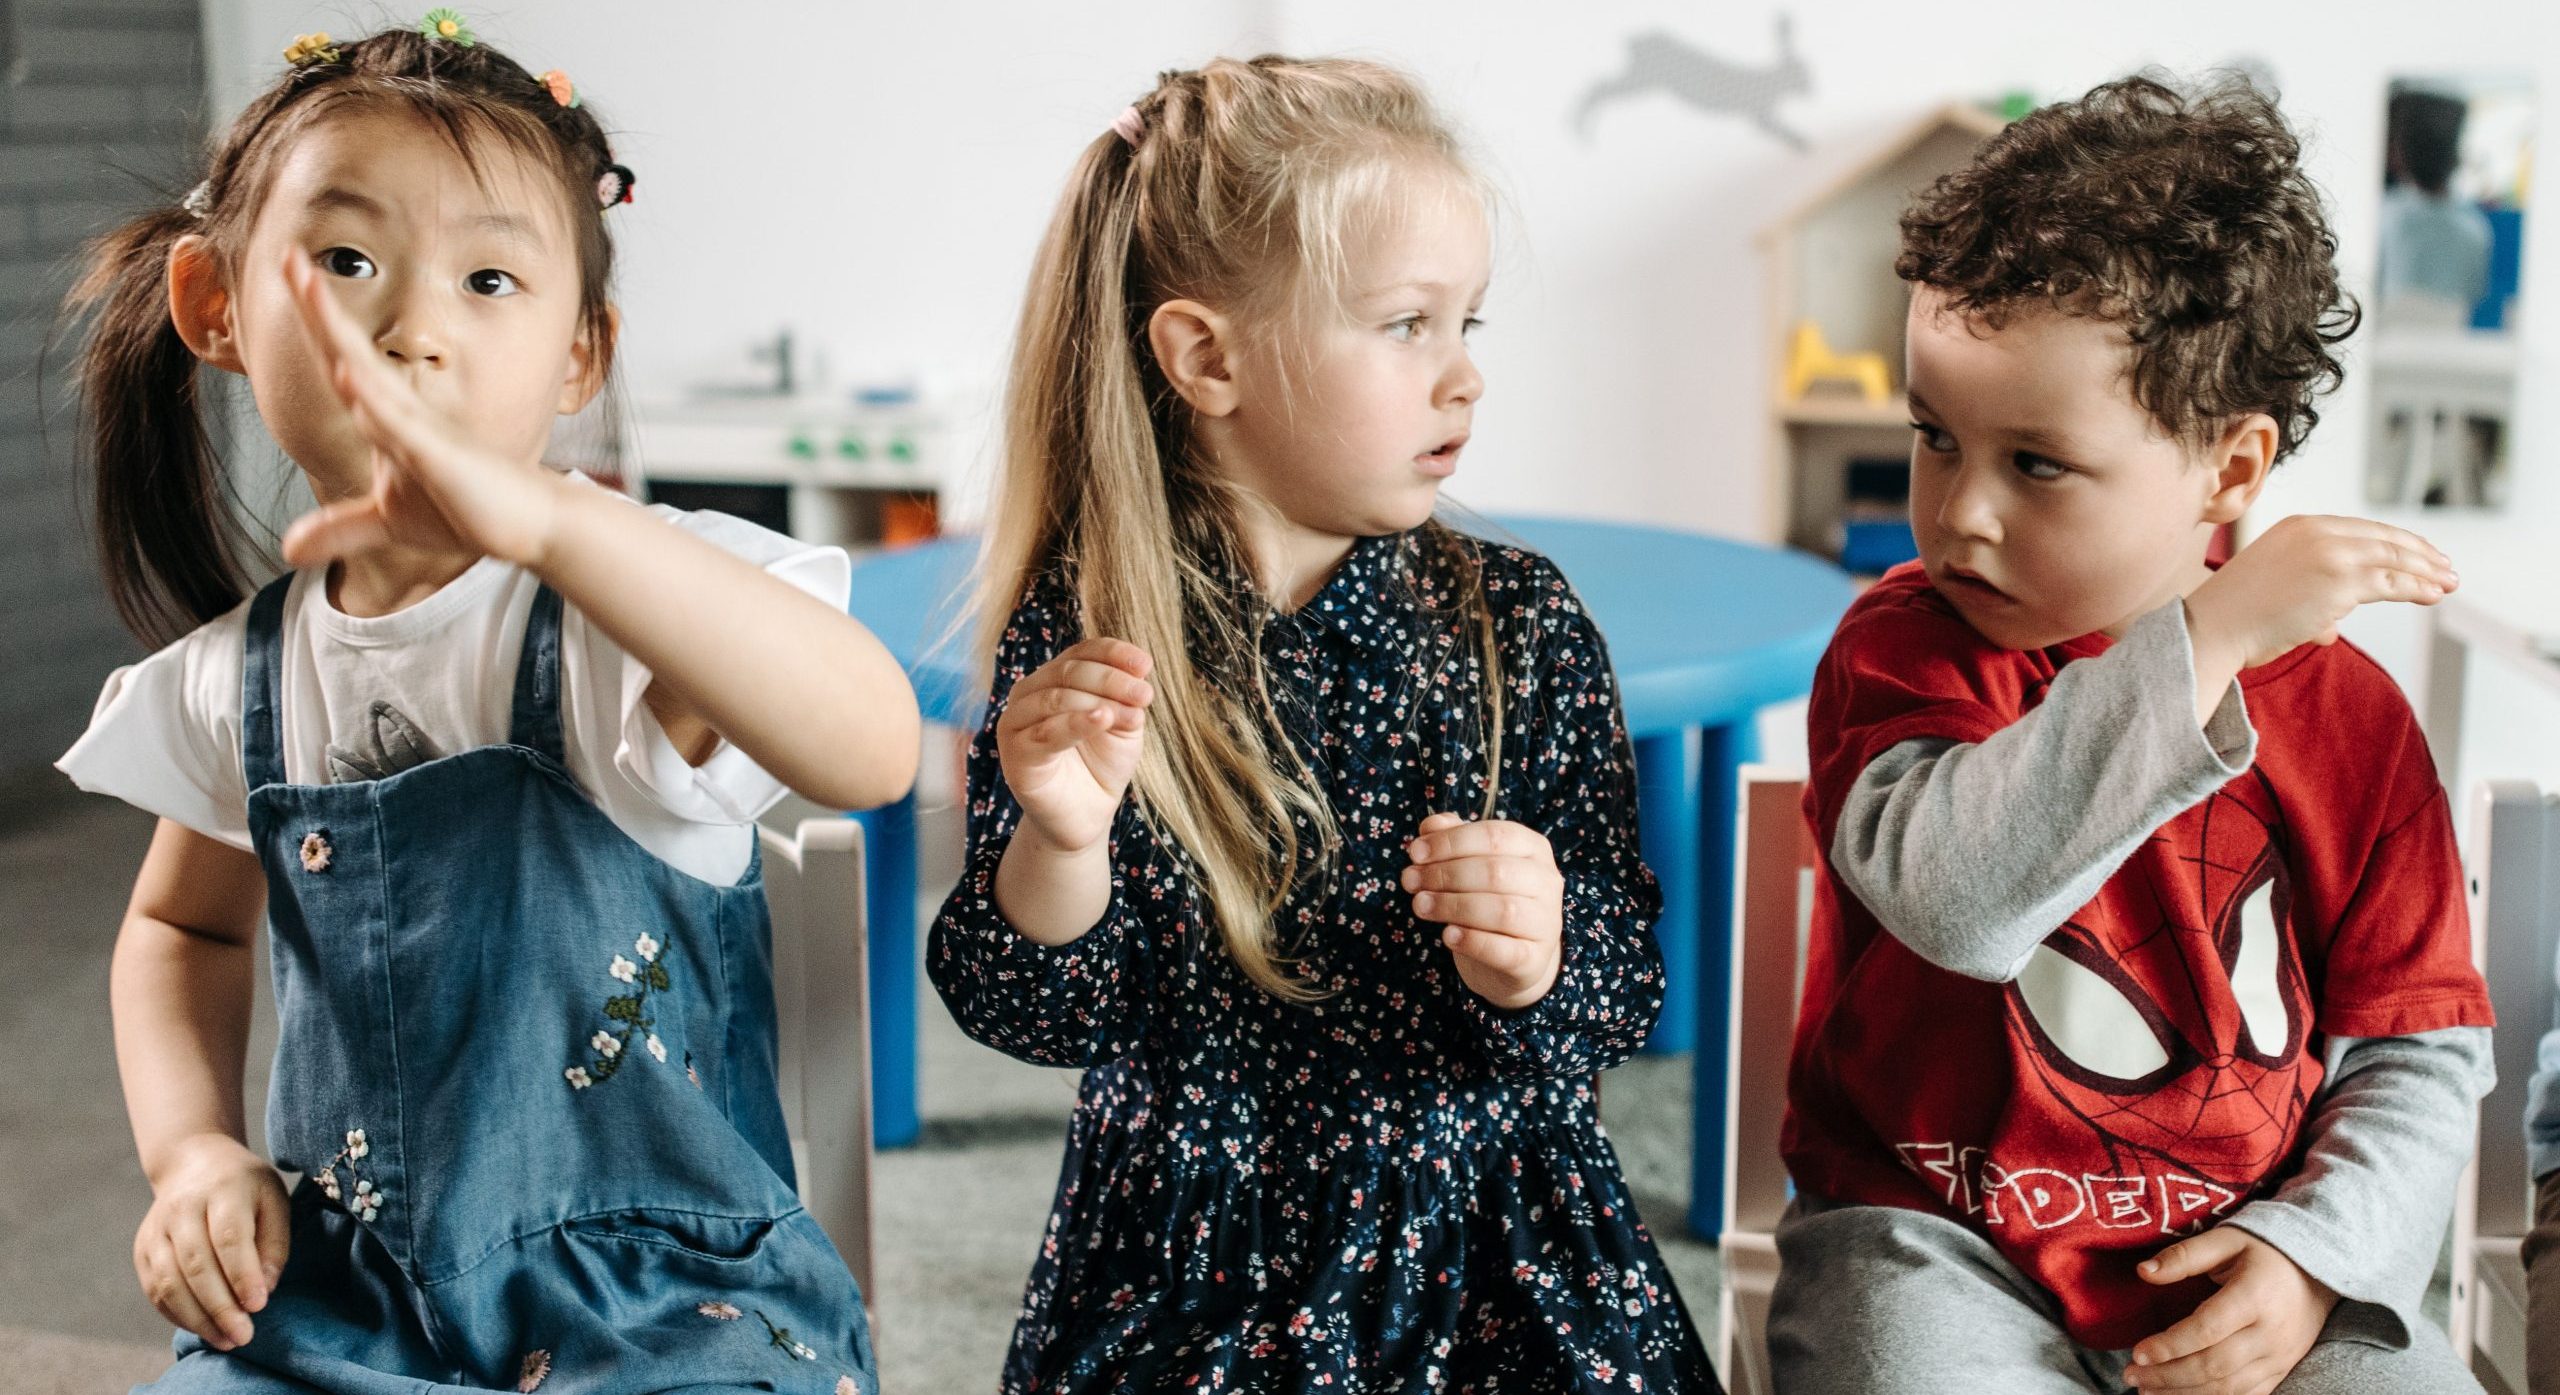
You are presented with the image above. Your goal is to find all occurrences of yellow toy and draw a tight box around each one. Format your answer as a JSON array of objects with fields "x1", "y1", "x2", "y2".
[{"x1": 1783, "y1": 320, "x2": 1893, "y2": 404}]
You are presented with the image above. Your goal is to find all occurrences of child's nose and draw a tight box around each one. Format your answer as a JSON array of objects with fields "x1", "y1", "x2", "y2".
[
  {"x1": 1936, "y1": 463, "x2": 2004, "y2": 543},
  {"x1": 1438, "y1": 350, "x2": 1483, "y2": 407}
]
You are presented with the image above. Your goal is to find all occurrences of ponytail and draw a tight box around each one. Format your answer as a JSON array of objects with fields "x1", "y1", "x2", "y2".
[{"x1": 66, "y1": 207, "x2": 259, "y2": 647}]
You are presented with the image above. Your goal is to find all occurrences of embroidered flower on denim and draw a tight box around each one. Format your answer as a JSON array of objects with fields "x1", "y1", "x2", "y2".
[
  {"x1": 698, "y1": 1300, "x2": 744, "y2": 1321},
  {"x1": 836, "y1": 1378, "x2": 860, "y2": 1395},
  {"x1": 570, "y1": 930, "x2": 674, "y2": 1087},
  {"x1": 515, "y1": 1349, "x2": 552, "y2": 1392},
  {"x1": 311, "y1": 1127, "x2": 382, "y2": 1221},
  {"x1": 756, "y1": 1309, "x2": 819, "y2": 1360},
  {"x1": 299, "y1": 831, "x2": 332, "y2": 873}
]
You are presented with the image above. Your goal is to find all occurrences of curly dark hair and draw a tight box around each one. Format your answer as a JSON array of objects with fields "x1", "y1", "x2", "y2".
[{"x1": 1896, "y1": 73, "x2": 2359, "y2": 463}]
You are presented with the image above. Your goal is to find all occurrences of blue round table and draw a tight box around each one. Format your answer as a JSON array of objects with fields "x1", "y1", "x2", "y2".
[{"x1": 845, "y1": 516, "x2": 1856, "y2": 1238}]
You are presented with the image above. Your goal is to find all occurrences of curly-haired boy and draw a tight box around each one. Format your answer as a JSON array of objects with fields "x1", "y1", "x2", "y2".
[{"x1": 1772, "y1": 74, "x2": 2494, "y2": 1395}]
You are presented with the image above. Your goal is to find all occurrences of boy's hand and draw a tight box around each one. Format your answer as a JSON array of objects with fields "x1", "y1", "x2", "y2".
[
  {"x1": 2126, "y1": 1225, "x2": 2338, "y2": 1395},
  {"x1": 996, "y1": 639, "x2": 1154, "y2": 856},
  {"x1": 134, "y1": 1133, "x2": 290, "y2": 1352},
  {"x1": 2186, "y1": 515, "x2": 2457, "y2": 675},
  {"x1": 1405, "y1": 812, "x2": 1564, "y2": 1010}
]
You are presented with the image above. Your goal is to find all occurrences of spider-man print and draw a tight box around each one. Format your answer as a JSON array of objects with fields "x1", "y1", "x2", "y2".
[
  {"x1": 1785, "y1": 563, "x2": 2492, "y2": 1348},
  {"x1": 2003, "y1": 770, "x2": 2317, "y2": 1220}
]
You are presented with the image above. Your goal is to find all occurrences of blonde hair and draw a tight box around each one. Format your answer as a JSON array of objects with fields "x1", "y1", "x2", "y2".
[{"x1": 980, "y1": 55, "x2": 1504, "y2": 1002}]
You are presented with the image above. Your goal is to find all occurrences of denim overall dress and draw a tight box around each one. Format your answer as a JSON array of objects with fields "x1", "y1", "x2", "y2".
[{"x1": 147, "y1": 576, "x2": 876, "y2": 1395}]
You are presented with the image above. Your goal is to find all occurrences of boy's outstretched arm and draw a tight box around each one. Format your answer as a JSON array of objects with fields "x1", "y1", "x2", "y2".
[{"x1": 1833, "y1": 598, "x2": 2253, "y2": 981}]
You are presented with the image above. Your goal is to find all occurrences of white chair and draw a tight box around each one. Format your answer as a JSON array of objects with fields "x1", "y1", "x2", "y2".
[
  {"x1": 1718, "y1": 765, "x2": 1817, "y2": 1395},
  {"x1": 2457, "y1": 780, "x2": 2559, "y2": 1393},
  {"x1": 760, "y1": 816, "x2": 880, "y2": 1311}
]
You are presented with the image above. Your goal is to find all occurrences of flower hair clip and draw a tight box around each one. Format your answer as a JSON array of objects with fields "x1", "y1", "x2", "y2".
[
  {"x1": 595, "y1": 163, "x2": 636, "y2": 211},
  {"x1": 538, "y1": 69, "x2": 580, "y2": 109},
  {"x1": 1110, "y1": 104, "x2": 1146, "y2": 147},
  {"x1": 419, "y1": 8, "x2": 476, "y2": 46},
  {"x1": 283, "y1": 31, "x2": 340, "y2": 66}
]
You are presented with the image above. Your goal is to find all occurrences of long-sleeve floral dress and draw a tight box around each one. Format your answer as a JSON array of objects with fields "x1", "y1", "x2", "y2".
[{"x1": 929, "y1": 529, "x2": 1721, "y2": 1394}]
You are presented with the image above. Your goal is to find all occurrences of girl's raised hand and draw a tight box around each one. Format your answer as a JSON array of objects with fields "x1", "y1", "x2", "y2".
[
  {"x1": 1405, "y1": 812, "x2": 1565, "y2": 1010},
  {"x1": 996, "y1": 639, "x2": 1155, "y2": 855},
  {"x1": 276, "y1": 249, "x2": 562, "y2": 569}
]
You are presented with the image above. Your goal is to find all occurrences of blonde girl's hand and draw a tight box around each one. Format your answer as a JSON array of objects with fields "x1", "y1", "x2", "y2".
[
  {"x1": 996, "y1": 639, "x2": 1155, "y2": 855},
  {"x1": 1405, "y1": 812, "x2": 1566, "y2": 1010},
  {"x1": 133, "y1": 1132, "x2": 291, "y2": 1352},
  {"x1": 275, "y1": 249, "x2": 564, "y2": 569},
  {"x1": 2125, "y1": 1226, "x2": 2339, "y2": 1395}
]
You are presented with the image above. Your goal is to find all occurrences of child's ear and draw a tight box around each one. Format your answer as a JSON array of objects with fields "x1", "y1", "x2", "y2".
[
  {"x1": 1147, "y1": 299, "x2": 1240, "y2": 418},
  {"x1": 166, "y1": 235, "x2": 245, "y2": 374},
  {"x1": 2200, "y1": 412, "x2": 2280, "y2": 526},
  {"x1": 557, "y1": 303, "x2": 619, "y2": 415}
]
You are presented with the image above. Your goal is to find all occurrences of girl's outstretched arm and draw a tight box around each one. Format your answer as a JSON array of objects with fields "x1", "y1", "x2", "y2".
[
  {"x1": 111, "y1": 819, "x2": 286, "y2": 1353},
  {"x1": 275, "y1": 252, "x2": 920, "y2": 812}
]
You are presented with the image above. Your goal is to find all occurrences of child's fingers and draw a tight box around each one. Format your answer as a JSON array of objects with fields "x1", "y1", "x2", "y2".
[
  {"x1": 1056, "y1": 637, "x2": 1155, "y2": 680},
  {"x1": 1004, "y1": 685, "x2": 1138, "y2": 737},
  {"x1": 2140, "y1": 1225, "x2": 2249, "y2": 1289},
  {"x1": 1412, "y1": 889, "x2": 1537, "y2": 936},
  {"x1": 2131, "y1": 1282, "x2": 2251, "y2": 1369},
  {"x1": 251, "y1": 1179, "x2": 290, "y2": 1295},
  {"x1": 1442, "y1": 923, "x2": 1543, "y2": 976},
  {"x1": 1415, "y1": 811, "x2": 1467, "y2": 838},
  {"x1": 1403, "y1": 854, "x2": 1550, "y2": 897},
  {"x1": 205, "y1": 1191, "x2": 269, "y2": 1313},
  {"x1": 167, "y1": 1211, "x2": 253, "y2": 1347},
  {"x1": 1044, "y1": 659, "x2": 1154, "y2": 709},
  {"x1": 1409, "y1": 819, "x2": 1545, "y2": 865},
  {"x1": 2125, "y1": 1332, "x2": 2277, "y2": 1393},
  {"x1": 1011, "y1": 705, "x2": 1139, "y2": 760}
]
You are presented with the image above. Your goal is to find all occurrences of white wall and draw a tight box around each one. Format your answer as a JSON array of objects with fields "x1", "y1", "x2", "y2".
[{"x1": 200, "y1": 1, "x2": 2559, "y2": 779}]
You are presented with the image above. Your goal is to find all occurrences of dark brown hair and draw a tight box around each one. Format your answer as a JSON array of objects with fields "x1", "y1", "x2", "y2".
[
  {"x1": 62, "y1": 27, "x2": 625, "y2": 646},
  {"x1": 1896, "y1": 73, "x2": 2358, "y2": 462}
]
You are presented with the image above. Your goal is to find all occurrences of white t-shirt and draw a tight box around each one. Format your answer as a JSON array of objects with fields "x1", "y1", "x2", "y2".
[{"x1": 56, "y1": 489, "x2": 850, "y2": 887}]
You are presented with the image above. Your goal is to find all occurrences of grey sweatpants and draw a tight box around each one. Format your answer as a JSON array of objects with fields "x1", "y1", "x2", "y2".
[{"x1": 1766, "y1": 1198, "x2": 2483, "y2": 1395}]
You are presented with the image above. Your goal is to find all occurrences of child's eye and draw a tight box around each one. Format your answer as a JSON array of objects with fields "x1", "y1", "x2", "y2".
[
  {"x1": 2014, "y1": 453, "x2": 2069, "y2": 482},
  {"x1": 317, "y1": 247, "x2": 376, "y2": 280},
  {"x1": 1909, "y1": 422, "x2": 1956, "y2": 455},
  {"x1": 1461, "y1": 317, "x2": 1485, "y2": 340},
  {"x1": 465, "y1": 269, "x2": 521, "y2": 298},
  {"x1": 1385, "y1": 316, "x2": 1424, "y2": 343}
]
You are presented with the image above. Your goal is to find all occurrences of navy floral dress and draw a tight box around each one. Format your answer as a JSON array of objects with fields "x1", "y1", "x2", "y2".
[{"x1": 929, "y1": 529, "x2": 1721, "y2": 1394}]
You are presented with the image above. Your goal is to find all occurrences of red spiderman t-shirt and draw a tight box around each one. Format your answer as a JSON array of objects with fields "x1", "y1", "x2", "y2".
[{"x1": 1782, "y1": 563, "x2": 2494, "y2": 1350}]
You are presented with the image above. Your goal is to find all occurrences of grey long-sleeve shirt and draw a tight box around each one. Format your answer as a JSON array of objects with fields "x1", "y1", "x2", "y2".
[{"x1": 1831, "y1": 598, "x2": 2492, "y2": 1345}]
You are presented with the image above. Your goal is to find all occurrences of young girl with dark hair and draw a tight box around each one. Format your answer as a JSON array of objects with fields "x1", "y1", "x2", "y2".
[{"x1": 57, "y1": 16, "x2": 910, "y2": 1392}]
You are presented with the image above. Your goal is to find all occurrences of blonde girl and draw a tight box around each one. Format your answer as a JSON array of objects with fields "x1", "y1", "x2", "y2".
[{"x1": 928, "y1": 55, "x2": 1720, "y2": 1395}]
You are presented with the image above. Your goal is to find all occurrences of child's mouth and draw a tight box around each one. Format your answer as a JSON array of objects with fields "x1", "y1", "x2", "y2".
[
  {"x1": 1416, "y1": 434, "x2": 1468, "y2": 477},
  {"x1": 1940, "y1": 567, "x2": 2012, "y2": 604}
]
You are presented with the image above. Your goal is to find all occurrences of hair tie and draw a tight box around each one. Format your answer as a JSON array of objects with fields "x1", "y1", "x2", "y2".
[
  {"x1": 418, "y1": 8, "x2": 476, "y2": 46},
  {"x1": 595, "y1": 163, "x2": 635, "y2": 211},
  {"x1": 180, "y1": 182, "x2": 213, "y2": 219},
  {"x1": 1110, "y1": 105, "x2": 1146, "y2": 147},
  {"x1": 282, "y1": 31, "x2": 340, "y2": 65},
  {"x1": 538, "y1": 69, "x2": 580, "y2": 109}
]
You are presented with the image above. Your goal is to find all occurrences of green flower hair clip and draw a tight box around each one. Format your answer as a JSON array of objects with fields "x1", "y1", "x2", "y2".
[{"x1": 419, "y1": 8, "x2": 476, "y2": 46}]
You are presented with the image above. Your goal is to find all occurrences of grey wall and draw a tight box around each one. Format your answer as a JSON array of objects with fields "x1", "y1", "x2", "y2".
[{"x1": 0, "y1": 0, "x2": 205, "y2": 792}]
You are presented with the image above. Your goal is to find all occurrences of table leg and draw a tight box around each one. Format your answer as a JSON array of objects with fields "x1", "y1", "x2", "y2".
[
  {"x1": 1633, "y1": 730, "x2": 1701, "y2": 1055},
  {"x1": 1688, "y1": 719, "x2": 1759, "y2": 1240},
  {"x1": 851, "y1": 795, "x2": 922, "y2": 1150}
]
